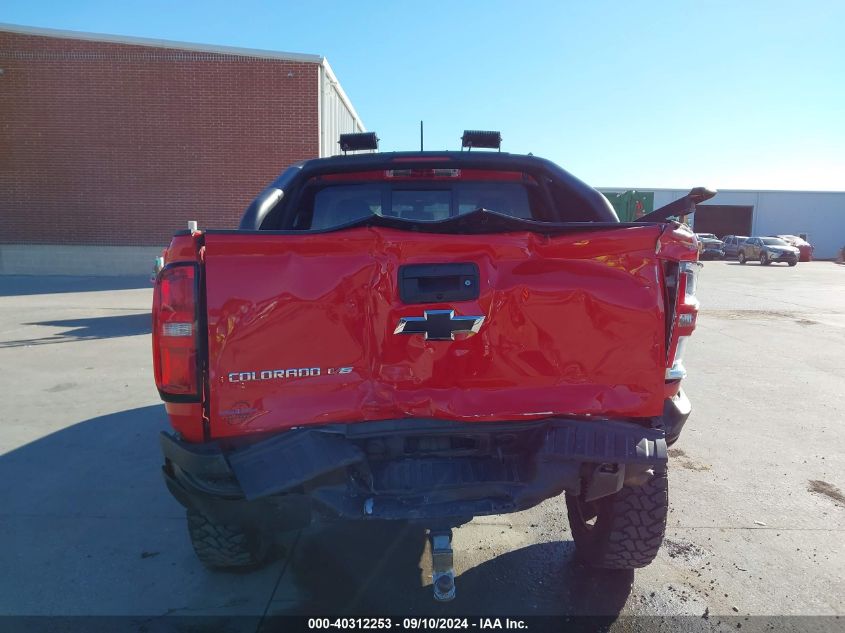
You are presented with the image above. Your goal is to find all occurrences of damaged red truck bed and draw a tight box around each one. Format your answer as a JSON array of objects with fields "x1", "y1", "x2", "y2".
[{"x1": 152, "y1": 142, "x2": 708, "y2": 600}]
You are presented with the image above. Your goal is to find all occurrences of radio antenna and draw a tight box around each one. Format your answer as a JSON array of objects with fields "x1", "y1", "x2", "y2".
[{"x1": 420, "y1": 120, "x2": 424, "y2": 151}]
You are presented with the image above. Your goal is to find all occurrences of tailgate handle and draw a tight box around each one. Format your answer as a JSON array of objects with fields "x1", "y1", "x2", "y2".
[{"x1": 399, "y1": 263, "x2": 480, "y2": 304}]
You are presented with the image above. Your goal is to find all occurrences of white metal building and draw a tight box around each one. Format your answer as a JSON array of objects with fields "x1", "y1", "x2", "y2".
[
  {"x1": 601, "y1": 188, "x2": 845, "y2": 259},
  {"x1": 319, "y1": 59, "x2": 367, "y2": 158}
]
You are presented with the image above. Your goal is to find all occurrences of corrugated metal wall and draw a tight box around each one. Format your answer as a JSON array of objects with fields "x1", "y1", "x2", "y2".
[
  {"x1": 319, "y1": 60, "x2": 366, "y2": 157},
  {"x1": 605, "y1": 188, "x2": 844, "y2": 259}
]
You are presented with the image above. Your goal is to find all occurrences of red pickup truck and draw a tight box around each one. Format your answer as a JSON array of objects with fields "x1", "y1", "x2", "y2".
[{"x1": 153, "y1": 135, "x2": 708, "y2": 600}]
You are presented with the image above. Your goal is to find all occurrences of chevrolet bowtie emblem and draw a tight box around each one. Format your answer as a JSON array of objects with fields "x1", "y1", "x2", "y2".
[{"x1": 394, "y1": 310, "x2": 485, "y2": 341}]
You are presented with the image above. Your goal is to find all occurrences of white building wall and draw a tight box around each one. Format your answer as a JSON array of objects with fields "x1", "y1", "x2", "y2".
[
  {"x1": 752, "y1": 192, "x2": 843, "y2": 260},
  {"x1": 318, "y1": 60, "x2": 366, "y2": 157},
  {"x1": 606, "y1": 188, "x2": 845, "y2": 259}
]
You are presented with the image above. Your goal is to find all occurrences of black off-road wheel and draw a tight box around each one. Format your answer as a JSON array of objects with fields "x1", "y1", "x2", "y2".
[
  {"x1": 187, "y1": 509, "x2": 271, "y2": 570},
  {"x1": 565, "y1": 467, "x2": 668, "y2": 569},
  {"x1": 738, "y1": 251, "x2": 746, "y2": 264}
]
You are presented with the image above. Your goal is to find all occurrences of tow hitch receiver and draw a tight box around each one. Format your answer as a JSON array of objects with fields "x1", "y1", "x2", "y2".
[{"x1": 429, "y1": 529, "x2": 456, "y2": 602}]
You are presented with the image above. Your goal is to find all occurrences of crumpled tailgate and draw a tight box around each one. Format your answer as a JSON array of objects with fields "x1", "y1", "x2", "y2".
[{"x1": 203, "y1": 225, "x2": 667, "y2": 438}]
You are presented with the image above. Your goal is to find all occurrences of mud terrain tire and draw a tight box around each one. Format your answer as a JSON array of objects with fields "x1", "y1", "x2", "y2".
[
  {"x1": 566, "y1": 467, "x2": 668, "y2": 569},
  {"x1": 187, "y1": 509, "x2": 270, "y2": 570}
]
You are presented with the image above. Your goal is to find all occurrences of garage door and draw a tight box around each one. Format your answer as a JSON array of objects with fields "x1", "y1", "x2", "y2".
[{"x1": 692, "y1": 205, "x2": 753, "y2": 238}]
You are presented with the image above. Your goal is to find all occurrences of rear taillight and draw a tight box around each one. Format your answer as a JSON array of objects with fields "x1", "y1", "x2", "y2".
[
  {"x1": 666, "y1": 261, "x2": 700, "y2": 380},
  {"x1": 153, "y1": 263, "x2": 200, "y2": 400}
]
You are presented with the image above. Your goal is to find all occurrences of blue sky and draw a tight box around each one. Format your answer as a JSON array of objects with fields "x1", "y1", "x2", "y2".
[{"x1": 2, "y1": 0, "x2": 843, "y2": 190}]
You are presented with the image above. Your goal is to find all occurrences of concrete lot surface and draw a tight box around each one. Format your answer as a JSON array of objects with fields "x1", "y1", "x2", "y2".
[{"x1": 0, "y1": 262, "x2": 843, "y2": 626}]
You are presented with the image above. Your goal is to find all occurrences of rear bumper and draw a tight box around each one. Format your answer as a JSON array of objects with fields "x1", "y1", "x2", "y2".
[
  {"x1": 769, "y1": 251, "x2": 799, "y2": 262},
  {"x1": 700, "y1": 248, "x2": 724, "y2": 260},
  {"x1": 663, "y1": 388, "x2": 691, "y2": 446},
  {"x1": 161, "y1": 396, "x2": 690, "y2": 530}
]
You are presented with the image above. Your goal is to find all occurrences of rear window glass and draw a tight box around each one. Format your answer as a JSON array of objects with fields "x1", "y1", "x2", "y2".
[
  {"x1": 306, "y1": 182, "x2": 534, "y2": 229},
  {"x1": 310, "y1": 185, "x2": 382, "y2": 230},
  {"x1": 457, "y1": 183, "x2": 531, "y2": 218},
  {"x1": 392, "y1": 190, "x2": 451, "y2": 221}
]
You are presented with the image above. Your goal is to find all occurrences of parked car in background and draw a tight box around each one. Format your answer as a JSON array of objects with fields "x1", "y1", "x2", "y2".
[
  {"x1": 773, "y1": 235, "x2": 813, "y2": 262},
  {"x1": 739, "y1": 237, "x2": 799, "y2": 266},
  {"x1": 722, "y1": 235, "x2": 748, "y2": 259},
  {"x1": 694, "y1": 233, "x2": 725, "y2": 260}
]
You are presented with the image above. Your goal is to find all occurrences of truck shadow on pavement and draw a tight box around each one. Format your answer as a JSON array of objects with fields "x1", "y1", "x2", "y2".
[
  {"x1": 0, "y1": 313, "x2": 151, "y2": 348},
  {"x1": 273, "y1": 522, "x2": 632, "y2": 619},
  {"x1": 0, "y1": 405, "x2": 291, "y2": 617},
  {"x1": 0, "y1": 404, "x2": 631, "y2": 619}
]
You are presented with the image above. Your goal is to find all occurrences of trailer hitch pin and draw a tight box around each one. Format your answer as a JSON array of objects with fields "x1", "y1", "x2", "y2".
[{"x1": 429, "y1": 530, "x2": 455, "y2": 602}]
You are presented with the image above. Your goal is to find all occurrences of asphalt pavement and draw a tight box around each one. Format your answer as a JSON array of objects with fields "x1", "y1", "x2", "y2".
[{"x1": 0, "y1": 262, "x2": 843, "y2": 627}]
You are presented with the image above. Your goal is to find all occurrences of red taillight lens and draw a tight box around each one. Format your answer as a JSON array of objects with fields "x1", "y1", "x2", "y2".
[
  {"x1": 153, "y1": 264, "x2": 199, "y2": 398},
  {"x1": 665, "y1": 261, "x2": 700, "y2": 380}
]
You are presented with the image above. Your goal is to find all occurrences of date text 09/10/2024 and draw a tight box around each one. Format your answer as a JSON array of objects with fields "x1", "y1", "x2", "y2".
[{"x1": 307, "y1": 618, "x2": 528, "y2": 630}]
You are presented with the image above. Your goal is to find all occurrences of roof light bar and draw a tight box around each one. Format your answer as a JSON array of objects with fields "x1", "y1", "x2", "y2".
[
  {"x1": 339, "y1": 132, "x2": 379, "y2": 153},
  {"x1": 461, "y1": 130, "x2": 502, "y2": 151}
]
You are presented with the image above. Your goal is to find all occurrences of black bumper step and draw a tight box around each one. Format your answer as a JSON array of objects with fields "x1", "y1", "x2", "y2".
[
  {"x1": 541, "y1": 419, "x2": 667, "y2": 464},
  {"x1": 227, "y1": 431, "x2": 365, "y2": 500},
  {"x1": 160, "y1": 416, "x2": 667, "y2": 504}
]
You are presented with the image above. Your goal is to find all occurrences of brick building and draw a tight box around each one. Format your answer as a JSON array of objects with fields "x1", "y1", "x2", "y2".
[{"x1": 0, "y1": 24, "x2": 365, "y2": 275}]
